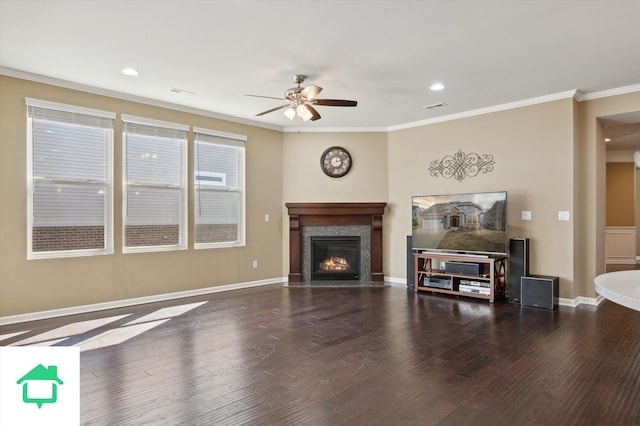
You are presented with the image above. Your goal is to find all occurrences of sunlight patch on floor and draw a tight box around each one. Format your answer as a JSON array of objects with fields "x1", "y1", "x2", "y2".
[
  {"x1": 3, "y1": 301, "x2": 209, "y2": 352},
  {"x1": 10, "y1": 315, "x2": 131, "y2": 346},
  {"x1": 0, "y1": 330, "x2": 30, "y2": 343}
]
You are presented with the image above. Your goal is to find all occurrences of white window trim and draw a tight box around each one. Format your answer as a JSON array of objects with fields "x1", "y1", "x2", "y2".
[
  {"x1": 26, "y1": 98, "x2": 117, "y2": 120},
  {"x1": 122, "y1": 115, "x2": 188, "y2": 253},
  {"x1": 193, "y1": 127, "x2": 246, "y2": 250},
  {"x1": 192, "y1": 127, "x2": 247, "y2": 142},
  {"x1": 26, "y1": 98, "x2": 114, "y2": 259},
  {"x1": 122, "y1": 114, "x2": 190, "y2": 132}
]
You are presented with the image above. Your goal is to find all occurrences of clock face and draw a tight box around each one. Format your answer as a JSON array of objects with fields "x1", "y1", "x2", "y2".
[{"x1": 321, "y1": 146, "x2": 352, "y2": 178}]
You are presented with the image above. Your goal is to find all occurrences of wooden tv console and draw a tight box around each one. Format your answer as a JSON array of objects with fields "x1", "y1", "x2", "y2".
[{"x1": 414, "y1": 252, "x2": 506, "y2": 303}]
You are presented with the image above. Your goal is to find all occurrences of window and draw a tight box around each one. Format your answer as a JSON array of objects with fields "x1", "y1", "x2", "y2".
[
  {"x1": 122, "y1": 115, "x2": 188, "y2": 252},
  {"x1": 193, "y1": 127, "x2": 246, "y2": 248},
  {"x1": 26, "y1": 98, "x2": 114, "y2": 259}
]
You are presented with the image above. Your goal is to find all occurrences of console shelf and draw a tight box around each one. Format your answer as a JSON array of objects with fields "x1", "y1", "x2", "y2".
[{"x1": 414, "y1": 252, "x2": 506, "y2": 303}]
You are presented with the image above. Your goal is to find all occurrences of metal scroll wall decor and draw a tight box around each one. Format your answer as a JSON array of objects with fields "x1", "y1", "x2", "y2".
[{"x1": 428, "y1": 149, "x2": 495, "y2": 182}]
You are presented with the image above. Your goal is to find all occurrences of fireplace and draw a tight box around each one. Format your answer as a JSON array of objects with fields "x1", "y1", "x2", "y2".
[
  {"x1": 286, "y1": 202, "x2": 386, "y2": 282},
  {"x1": 311, "y1": 236, "x2": 361, "y2": 280}
]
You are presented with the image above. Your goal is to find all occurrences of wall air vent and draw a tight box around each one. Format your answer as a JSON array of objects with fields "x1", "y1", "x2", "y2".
[
  {"x1": 422, "y1": 102, "x2": 447, "y2": 110},
  {"x1": 170, "y1": 88, "x2": 196, "y2": 95}
]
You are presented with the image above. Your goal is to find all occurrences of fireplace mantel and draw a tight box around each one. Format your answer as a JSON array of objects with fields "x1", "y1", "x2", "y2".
[{"x1": 286, "y1": 202, "x2": 386, "y2": 282}]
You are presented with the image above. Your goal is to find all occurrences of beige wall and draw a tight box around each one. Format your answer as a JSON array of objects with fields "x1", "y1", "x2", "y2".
[
  {"x1": 387, "y1": 100, "x2": 576, "y2": 297},
  {"x1": 281, "y1": 132, "x2": 389, "y2": 203},
  {"x1": 606, "y1": 162, "x2": 635, "y2": 226},
  {"x1": 0, "y1": 76, "x2": 284, "y2": 317}
]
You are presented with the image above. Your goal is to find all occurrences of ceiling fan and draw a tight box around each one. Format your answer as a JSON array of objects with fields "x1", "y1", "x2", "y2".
[{"x1": 246, "y1": 74, "x2": 357, "y2": 122}]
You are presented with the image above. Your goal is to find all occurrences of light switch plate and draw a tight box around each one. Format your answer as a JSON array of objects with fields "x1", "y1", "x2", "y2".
[
  {"x1": 558, "y1": 211, "x2": 570, "y2": 221},
  {"x1": 521, "y1": 211, "x2": 532, "y2": 221}
]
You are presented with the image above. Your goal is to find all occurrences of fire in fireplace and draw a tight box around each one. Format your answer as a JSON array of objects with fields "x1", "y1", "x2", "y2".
[
  {"x1": 319, "y1": 256, "x2": 350, "y2": 271},
  {"x1": 311, "y1": 236, "x2": 360, "y2": 280}
]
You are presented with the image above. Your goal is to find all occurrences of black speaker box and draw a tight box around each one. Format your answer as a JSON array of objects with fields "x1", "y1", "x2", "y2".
[
  {"x1": 521, "y1": 275, "x2": 559, "y2": 310},
  {"x1": 407, "y1": 236, "x2": 415, "y2": 287},
  {"x1": 508, "y1": 238, "x2": 529, "y2": 303},
  {"x1": 444, "y1": 261, "x2": 482, "y2": 276}
]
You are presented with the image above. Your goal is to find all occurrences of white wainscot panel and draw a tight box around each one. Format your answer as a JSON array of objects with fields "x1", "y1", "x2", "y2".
[{"x1": 605, "y1": 226, "x2": 637, "y2": 265}]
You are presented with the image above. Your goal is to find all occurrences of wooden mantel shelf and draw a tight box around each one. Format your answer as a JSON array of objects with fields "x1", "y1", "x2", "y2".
[
  {"x1": 285, "y1": 202, "x2": 387, "y2": 283},
  {"x1": 285, "y1": 202, "x2": 387, "y2": 216}
]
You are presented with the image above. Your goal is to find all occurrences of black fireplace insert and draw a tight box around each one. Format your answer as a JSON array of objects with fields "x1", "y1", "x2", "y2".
[{"x1": 311, "y1": 236, "x2": 361, "y2": 280}]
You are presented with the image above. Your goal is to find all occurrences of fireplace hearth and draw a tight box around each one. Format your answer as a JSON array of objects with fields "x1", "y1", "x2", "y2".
[{"x1": 311, "y1": 236, "x2": 361, "y2": 280}]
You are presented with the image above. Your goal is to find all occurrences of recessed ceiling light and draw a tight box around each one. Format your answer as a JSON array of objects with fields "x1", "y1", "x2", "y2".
[
  {"x1": 430, "y1": 83, "x2": 445, "y2": 91},
  {"x1": 121, "y1": 67, "x2": 139, "y2": 76}
]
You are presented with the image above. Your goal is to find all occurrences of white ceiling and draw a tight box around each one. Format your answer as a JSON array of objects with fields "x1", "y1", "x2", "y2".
[{"x1": 1, "y1": 0, "x2": 639, "y2": 133}]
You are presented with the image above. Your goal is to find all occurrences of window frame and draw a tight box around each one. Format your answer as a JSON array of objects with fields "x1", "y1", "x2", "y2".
[
  {"x1": 193, "y1": 127, "x2": 246, "y2": 250},
  {"x1": 121, "y1": 115, "x2": 188, "y2": 253},
  {"x1": 26, "y1": 98, "x2": 115, "y2": 260}
]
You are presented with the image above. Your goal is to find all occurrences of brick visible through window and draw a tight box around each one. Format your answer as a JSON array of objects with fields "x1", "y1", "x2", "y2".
[
  {"x1": 125, "y1": 225, "x2": 180, "y2": 247},
  {"x1": 32, "y1": 226, "x2": 105, "y2": 252},
  {"x1": 195, "y1": 224, "x2": 238, "y2": 244}
]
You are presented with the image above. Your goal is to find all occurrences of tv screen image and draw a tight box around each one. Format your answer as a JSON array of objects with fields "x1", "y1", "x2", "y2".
[{"x1": 412, "y1": 191, "x2": 507, "y2": 255}]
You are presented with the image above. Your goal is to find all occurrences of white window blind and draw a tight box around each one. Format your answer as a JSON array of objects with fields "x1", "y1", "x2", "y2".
[
  {"x1": 26, "y1": 99, "x2": 114, "y2": 258},
  {"x1": 194, "y1": 128, "x2": 246, "y2": 248},
  {"x1": 122, "y1": 115, "x2": 187, "y2": 252}
]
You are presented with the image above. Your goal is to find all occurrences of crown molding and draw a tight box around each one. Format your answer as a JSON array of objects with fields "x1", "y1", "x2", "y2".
[
  {"x1": 575, "y1": 83, "x2": 640, "y2": 102},
  {"x1": 0, "y1": 67, "x2": 284, "y2": 132},
  {"x1": 283, "y1": 126, "x2": 388, "y2": 133},
  {"x1": 387, "y1": 90, "x2": 579, "y2": 132}
]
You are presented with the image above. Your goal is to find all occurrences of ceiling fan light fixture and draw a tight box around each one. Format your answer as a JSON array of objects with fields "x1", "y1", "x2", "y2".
[
  {"x1": 284, "y1": 107, "x2": 296, "y2": 120},
  {"x1": 297, "y1": 104, "x2": 313, "y2": 121}
]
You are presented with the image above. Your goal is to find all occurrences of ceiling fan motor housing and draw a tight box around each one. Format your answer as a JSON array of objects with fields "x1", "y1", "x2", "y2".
[{"x1": 285, "y1": 87, "x2": 303, "y2": 100}]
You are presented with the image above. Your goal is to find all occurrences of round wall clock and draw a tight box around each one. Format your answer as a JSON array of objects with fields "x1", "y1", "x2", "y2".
[{"x1": 321, "y1": 146, "x2": 352, "y2": 178}]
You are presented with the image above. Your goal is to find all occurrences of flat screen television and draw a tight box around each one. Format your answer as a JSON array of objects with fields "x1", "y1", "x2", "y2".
[{"x1": 412, "y1": 191, "x2": 507, "y2": 256}]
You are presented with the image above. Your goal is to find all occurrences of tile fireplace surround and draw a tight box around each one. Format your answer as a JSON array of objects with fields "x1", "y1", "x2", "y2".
[{"x1": 285, "y1": 202, "x2": 387, "y2": 283}]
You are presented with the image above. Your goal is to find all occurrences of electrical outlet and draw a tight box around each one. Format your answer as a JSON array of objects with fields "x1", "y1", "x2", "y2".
[
  {"x1": 521, "y1": 211, "x2": 532, "y2": 221},
  {"x1": 252, "y1": 260, "x2": 258, "y2": 269},
  {"x1": 264, "y1": 213, "x2": 270, "y2": 222}
]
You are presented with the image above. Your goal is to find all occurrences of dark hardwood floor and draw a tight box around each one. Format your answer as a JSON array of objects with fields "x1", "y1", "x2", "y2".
[{"x1": 2, "y1": 284, "x2": 640, "y2": 425}]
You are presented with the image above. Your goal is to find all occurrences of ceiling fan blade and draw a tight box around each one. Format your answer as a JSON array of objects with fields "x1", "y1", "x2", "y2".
[
  {"x1": 255, "y1": 104, "x2": 290, "y2": 116},
  {"x1": 300, "y1": 84, "x2": 322, "y2": 100},
  {"x1": 307, "y1": 105, "x2": 321, "y2": 121},
  {"x1": 312, "y1": 99, "x2": 358, "y2": 107},
  {"x1": 245, "y1": 94, "x2": 286, "y2": 101}
]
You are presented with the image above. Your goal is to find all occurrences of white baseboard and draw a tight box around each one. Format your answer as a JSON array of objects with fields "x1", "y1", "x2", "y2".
[
  {"x1": 558, "y1": 296, "x2": 601, "y2": 307},
  {"x1": 384, "y1": 276, "x2": 409, "y2": 287},
  {"x1": 0, "y1": 277, "x2": 287, "y2": 326}
]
